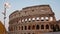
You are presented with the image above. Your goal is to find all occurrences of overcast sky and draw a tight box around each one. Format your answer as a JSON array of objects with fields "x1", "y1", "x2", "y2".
[{"x1": 0, "y1": 0, "x2": 60, "y2": 31}]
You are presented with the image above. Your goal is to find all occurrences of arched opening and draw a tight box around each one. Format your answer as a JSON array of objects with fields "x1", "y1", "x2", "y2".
[
  {"x1": 54, "y1": 24, "x2": 60, "y2": 31},
  {"x1": 45, "y1": 17, "x2": 49, "y2": 21},
  {"x1": 32, "y1": 18, "x2": 35, "y2": 21},
  {"x1": 25, "y1": 19, "x2": 27, "y2": 21},
  {"x1": 25, "y1": 26, "x2": 27, "y2": 30},
  {"x1": 22, "y1": 19, "x2": 24, "y2": 23},
  {"x1": 21, "y1": 26, "x2": 23, "y2": 30},
  {"x1": 41, "y1": 17, "x2": 44, "y2": 21},
  {"x1": 32, "y1": 25, "x2": 35, "y2": 30},
  {"x1": 29, "y1": 18, "x2": 31, "y2": 22},
  {"x1": 28, "y1": 33, "x2": 30, "y2": 34},
  {"x1": 50, "y1": 24, "x2": 54, "y2": 29},
  {"x1": 28, "y1": 26, "x2": 31, "y2": 30},
  {"x1": 10, "y1": 27, "x2": 13, "y2": 31},
  {"x1": 50, "y1": 17, "x2": 53, "y2": 21},
  {"x1": 46, "y1": 24, "x2": 49, "y2": 29},
  {"x1": 36, "y1": 17, "x2": 40, "y2": 21},
  {"x1": 41, "y1": 25, "x2": 44, "y2": 29},
  {"x1": 51, "y1": 24, "x2": 59, "y2": 32},
  {"x1": 19, "y1": 26, "x2": 20, "y2": 30},
  {"x1": 36, "y1": 25, "x2": 39, "y2": 30}
]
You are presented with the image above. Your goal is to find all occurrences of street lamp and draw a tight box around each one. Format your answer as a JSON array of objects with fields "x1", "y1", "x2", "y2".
[{"x1": 2, "y1": 2, "x2": 11, "y2": 34}]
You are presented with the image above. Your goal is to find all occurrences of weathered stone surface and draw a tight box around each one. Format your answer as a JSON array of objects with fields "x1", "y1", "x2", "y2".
[{"x1": 8, "y1": 5, "x2": 60, "y2": 34}]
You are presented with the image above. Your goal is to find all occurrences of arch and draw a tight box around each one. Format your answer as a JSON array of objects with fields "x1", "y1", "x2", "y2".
[
  {"x1": 36, "y1": 25, "x2": 39, "y2": 30},
  {"x1": 45, "y1": 17, "x2": 49, "y2": 21},
  {"x1": 41, "y1": 25, "x2": 44, "y2": 29},
  {"x1": 36, "y1": 17, "x2": 39, "y2": 20},
  {"x1": 55, "y1": 24, "x2": 59, "y2": 31},
  {"x1": 25, "y1": 19, "x2": 27, "y2": 21},
  {"x1": 19, "y1": 26, "x2": 20, "y2": 30},
  {"x1": 41, "y1": 17, "x2": 44, "y2": 19},
  {"x1": 55, "y1": 24, "x2": 59, "y2": 29},
  {"x1": 41, "y1": 17, "x2": 44, "y2": 21},
  {"x1": 28, "y1": 26, "x2": 31, "y2": 30},
  {"x1": 22, "y1": 19, "x2": 24, "y2": 22},
  {"x1": 32, "y1": 18, "x2": 35, "y2": 21},
  {"x1": 25, "y1": 26, "x2": 27, "y2": 30},
  {"x1": 29, "y1": 18, "x2": 31, "y2": 22},
  {"x1": 29, "y1": 18, "x2": 31, "y2": 21},
  {"x1": 21, "y1": 26, "x2": 23, "y2": 30},
  {"x1": 50, "y1": 17, "x2": 53, "y2": 21},
  {"x1": 10, "y1": 27, "x2": 13, "y2": 31},
  {"x1": 28, "y1": 33, "x2": 30, "y2": 34},
  {"x1": 32, "y1": 25, "x2": 35, "y2": 30},
  {"x1": 46, "y1": 24, "x2": 49, "y2": 29},
  {"x1": 50, "y1": 24, "x2": 54, "y2": 29}
]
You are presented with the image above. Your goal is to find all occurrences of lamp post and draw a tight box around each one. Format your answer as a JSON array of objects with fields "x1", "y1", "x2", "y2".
[{"x1": 2, "y1": 2, "x2": 11, "y2": 34}]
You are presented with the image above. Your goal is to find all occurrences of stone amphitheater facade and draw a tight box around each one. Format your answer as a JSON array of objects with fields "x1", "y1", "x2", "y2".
[{"x1": 8, "y1": 5, "x2": 60, "y2": 34}]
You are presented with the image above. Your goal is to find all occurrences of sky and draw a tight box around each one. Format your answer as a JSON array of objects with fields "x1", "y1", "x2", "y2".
[{"x1": 0, "y1": 0, "x2": 60, "y2": 31}]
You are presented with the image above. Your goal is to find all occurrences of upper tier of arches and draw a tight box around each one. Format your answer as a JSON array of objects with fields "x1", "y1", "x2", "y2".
[{"x1": 9, "y1": 5, "x2": 55, "y2": 22}]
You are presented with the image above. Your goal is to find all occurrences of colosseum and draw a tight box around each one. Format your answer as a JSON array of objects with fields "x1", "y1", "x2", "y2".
[{"x1": 8, "y1": 5, "x2": 60, "y2": 34}]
